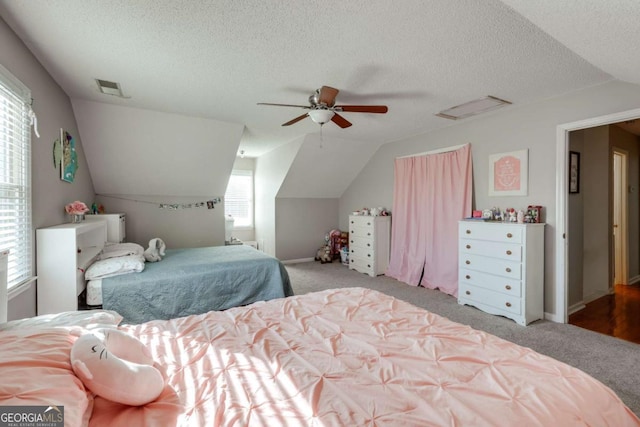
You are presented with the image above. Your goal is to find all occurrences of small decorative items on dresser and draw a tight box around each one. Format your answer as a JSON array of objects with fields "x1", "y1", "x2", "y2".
[{"x1": 65, "y1": 200, "x2": 89, "y2": 223}]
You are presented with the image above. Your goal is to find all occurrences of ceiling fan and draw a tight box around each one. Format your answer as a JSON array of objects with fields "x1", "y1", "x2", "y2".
[{"x1": 257, "y1": 86, "x2": 388, "y2": 128}]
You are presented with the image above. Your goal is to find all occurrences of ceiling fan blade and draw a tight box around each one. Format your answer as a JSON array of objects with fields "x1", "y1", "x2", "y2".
[
  {"x1": 282, "y1": 113, "x2": 309, "y2": 126},
  {"x1": 335, "y1": 105, "x2": 388, "y2": 113},
  {"x1": 331, "y1": 113, "x2": 352, "y2": 129},
  {"x1": 319, "y1": 86, "x2": 339, "y2": 106},
  {"x1": 257, "y1": 102, "x2": 310, "y2": 109}
]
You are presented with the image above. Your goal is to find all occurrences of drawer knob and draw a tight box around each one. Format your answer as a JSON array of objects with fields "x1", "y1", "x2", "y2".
[
  {"x1": 506, "y1": 233, "x2": 513, "y2": 238},
  {"x1": 352, "y1": 250, "x2": 355, "y2": 254},
  {"x1": 367, "y1": 243, "x2": 371, "y2": 247},
  {"x1": 506, "y1": 267, "x2": 511, "y2": 273},
  {"x1": 505, "y1": 302, "x2": 512, "y2": 308},
  {"x1": 466, "y1": 229, "x2": 471, "y2": 234},
  {"x1": 367, "y1": 264, "x2": 371, "y2": 268},
  {"x1": 465, "y1": 275, "x2": 470, "y2": 279},
  {"x1": 351, "y1": 220, "x2": 354, "y2": 224},
  {"x1": 506, "y1": 250, "x2": 512, "y2": 255},
  {"x1": 466, "y1": 244, "x2": 471, "y2": 249},
  {"x1": 351, "y1": 240, "x2": 354, "y2": 244},
  {"x1": 367, "y1": 232, "x2": 371, "y2": 236},
  {"x1": 465, "y1": 260, "x2": 470, "y2": 265},
  {"x1": 367, "y1": 254, "x2": 371, "y2": 258},
  {"x1": 505, "y1": 285, "x2": 512, "y2": 290},
  {"x1": 465, "y1": 290, "x2": 470, "y2": 295},
  {"x1": 367, "y1": 222, "x2": 371, "y2": 226}
]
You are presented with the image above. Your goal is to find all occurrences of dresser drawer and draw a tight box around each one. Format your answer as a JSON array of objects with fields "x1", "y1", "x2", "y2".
[
  {"x1": 349, "y1": 236, "x2": 374, "y2": 250},
  {"x1": 459, "y1": 222, "x2": 522, "y2": 244},
  {"x1": 459, "y1": 283, "x2": 521, "y2": 315},
  {"x1": 349, "y1": 216, "x2": 376, "y2": 228},
  {"x1": 459, "y1": 239, "x2": 522, "y2": 262},
  {"x1": 459, "y1": 268, "x2": 522, "y2": 297},
  {"x1": 350, "y1": 226, "x2": 375, "y2": 240},
  {"x1": 349, "y1": 246, "x2": 374, "y2": 262},
  {"x1": 349, "y1": 257, "x2": 375, "y2": 276},
  {"x1": 459, "y1": 254, "x2": 521, "y2": 279}
]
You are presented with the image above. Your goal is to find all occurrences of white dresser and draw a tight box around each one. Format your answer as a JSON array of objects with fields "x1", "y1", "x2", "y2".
[
  {"x1": 458, "y1": 220, "x2": 545, "y2": 326},
  {"x1": 348, "y1": 215, "x2": 391, "y2": 277},
  {"x1": 36, "y1": 221, "x2": 107, "y2": 314},
  {"x1": 85, "y1": 213, "x2": 126, "y2": 243}
]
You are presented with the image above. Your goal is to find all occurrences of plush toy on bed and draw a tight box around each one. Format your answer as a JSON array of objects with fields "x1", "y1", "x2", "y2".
[
  {"x1": 70, "y1": 328, "x2": 164, "y2": 406},
  {"x1": 143, "y1": 238, "x2": 166, "y2": 262}
]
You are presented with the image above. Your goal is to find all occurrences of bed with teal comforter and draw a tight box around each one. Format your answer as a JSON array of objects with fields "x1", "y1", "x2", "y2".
[{"x1": 100, "y1": 245, "x2": 293, "y2": 324}]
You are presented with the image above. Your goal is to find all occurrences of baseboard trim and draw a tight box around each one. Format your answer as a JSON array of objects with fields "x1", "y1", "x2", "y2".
[
  {"x1": 544, "y1": 311, "x2": 564, "y2": 323},
  {"x1": 567, "y1": 302, "x2": 586, "y2": 316},
  {"x1": 628, "y1": 275, "x2": 640, "y2": 285},
  {"x1": 281, "y1": 258, "x2": 314, "y2": 265}
]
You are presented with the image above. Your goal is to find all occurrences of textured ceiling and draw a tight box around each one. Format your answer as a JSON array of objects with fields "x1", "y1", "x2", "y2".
[{"x1": 1, "y1": 0, "x2": 635, "y2": 157}]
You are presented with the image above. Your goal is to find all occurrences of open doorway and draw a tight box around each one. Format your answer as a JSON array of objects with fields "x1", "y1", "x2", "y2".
[{"x1": 564, "y1": 120, "x2": 640, "y2": 343}]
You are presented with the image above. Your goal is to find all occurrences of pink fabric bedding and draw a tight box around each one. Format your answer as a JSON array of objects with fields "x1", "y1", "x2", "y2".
[{"x1": 89, "y1": 288, "x2": 639, "y2": 426}]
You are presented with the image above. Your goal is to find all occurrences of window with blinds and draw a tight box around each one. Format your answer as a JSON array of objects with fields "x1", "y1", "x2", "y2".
[
  {"x1": 224, "y1": 169, "x2": 253, "y2": 228},
  {"x1": 0, "y1": 64, "x2": 33, "y2": 289}
]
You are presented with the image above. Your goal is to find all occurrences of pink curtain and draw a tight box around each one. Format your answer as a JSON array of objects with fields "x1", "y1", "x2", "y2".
[{"x1": 386, "y1": 144, "x2": 472, "y2": 297}]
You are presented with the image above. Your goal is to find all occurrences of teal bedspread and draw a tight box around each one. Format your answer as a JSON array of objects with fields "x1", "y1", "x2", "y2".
[{"x1": 101, "y1": 245, "x2": 293, "y2": 324}]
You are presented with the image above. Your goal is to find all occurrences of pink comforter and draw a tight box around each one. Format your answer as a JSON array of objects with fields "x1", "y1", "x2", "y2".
[{"x1": 90, "y1": 287, "x2": 639, "y2": 426}]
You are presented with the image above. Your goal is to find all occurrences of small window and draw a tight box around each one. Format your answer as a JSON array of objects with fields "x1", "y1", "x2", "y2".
[
  {"x1": 224, "y1": 169, "x2": 253, "y2": 228},
  {"x1": 0, "y1": 64, "x2": 33, "y2": 289}
]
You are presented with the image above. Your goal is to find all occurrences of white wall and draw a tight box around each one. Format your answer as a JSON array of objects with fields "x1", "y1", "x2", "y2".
[
  {"x1": 72, "y1": 99, "x2": 244, "y2": 248},
  {"x1": 254, "y1": 139, "x2": 303, "y2": 257},
  {"x1": 581, "y1": 126, "x2": 610, "y2": 302},
  {"x1": 1, "y1": 17, "x2": 95, "y2": 319},
  {"x1": 275, "y1": 198, "x2": 339, "y2": 260},
  {"x1": 340, "y1": 80, "x2": 640, "y2": 318}
]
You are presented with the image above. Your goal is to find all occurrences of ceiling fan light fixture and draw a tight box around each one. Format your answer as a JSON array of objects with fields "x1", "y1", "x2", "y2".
[
  {"x1": 436, "y1": 96, "x2": 511, "y2": 120},
  {"x1": 308, "y1": 109, "x2": 335, "y2": 125}
]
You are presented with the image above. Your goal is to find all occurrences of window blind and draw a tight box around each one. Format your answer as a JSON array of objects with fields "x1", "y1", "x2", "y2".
[
  {"x1": 224, "y1": 169, "x2": 253, "y2": 228},
  {"x1": 0, "y1": 64, "x2": 33, "y2": 289}
]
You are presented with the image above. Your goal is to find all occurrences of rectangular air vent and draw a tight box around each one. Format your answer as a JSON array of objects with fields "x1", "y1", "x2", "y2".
[
  {"x1": 436, "y1": 96, "x2": 511, "y2": 120},
  {"x1": 96, "y1": 79, "x2": 124, "y2": 97}
]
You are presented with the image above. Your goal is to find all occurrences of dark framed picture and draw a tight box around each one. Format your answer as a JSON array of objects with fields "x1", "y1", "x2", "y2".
[{"x1": 569, "y1": 151, "x2": 580, "y2": 194}]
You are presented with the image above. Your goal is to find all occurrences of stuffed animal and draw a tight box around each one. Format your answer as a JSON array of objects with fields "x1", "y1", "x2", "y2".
[
  {"x1": 70, "y1": 328, "x2": 164, "y2": 406},
  {"x1": 143, "y1": 238, "x2": 166, "y2": 262},
  {"x1": 315, "y1": 245, "x2": 332, "y2": 264}
]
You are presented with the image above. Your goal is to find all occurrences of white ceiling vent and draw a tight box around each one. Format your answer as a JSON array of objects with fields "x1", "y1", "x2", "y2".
[
  {"x1": 95, "y1": 79, "x2": 125, "y2": 97},
  {"x1": 436, "y1": 96, "x2": 511, "y2": 120}
]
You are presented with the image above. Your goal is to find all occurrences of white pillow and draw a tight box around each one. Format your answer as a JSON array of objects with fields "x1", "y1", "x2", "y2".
[
  {"x1": 85, "y1": 254, "x2": 145, "y2": 280},
  {"x1": 98, "y1": 242, "x2": 144, "y2": 260},
  {"x1": 0, "y1": 309, "x2": 122, "y2": 331}
]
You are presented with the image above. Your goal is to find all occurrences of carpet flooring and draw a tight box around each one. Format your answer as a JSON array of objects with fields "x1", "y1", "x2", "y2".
[{"x1": 284, "y1": 261, "x2": 640, "y2": 416}]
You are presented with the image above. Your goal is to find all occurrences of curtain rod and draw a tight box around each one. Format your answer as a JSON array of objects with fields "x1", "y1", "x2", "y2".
[{"x1": 396, "y1": 143, "x2": 469, "y2": 159}]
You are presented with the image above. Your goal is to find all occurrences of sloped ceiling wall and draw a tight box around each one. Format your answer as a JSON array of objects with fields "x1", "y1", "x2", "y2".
[
  {"x1": 71, "y1": 99, "x2": 244, "y2": 197},
  {"x1": 277, "y1": 134, "x2": 381, "y2": 198}
]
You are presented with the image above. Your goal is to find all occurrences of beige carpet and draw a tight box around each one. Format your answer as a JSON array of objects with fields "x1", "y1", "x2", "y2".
[{"x1": 285, "y1": 261, "x2": 640, "y2": 416}]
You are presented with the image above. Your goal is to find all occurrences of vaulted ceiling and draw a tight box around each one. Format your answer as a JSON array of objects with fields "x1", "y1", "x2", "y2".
[{"x1": 2, "y1": 0, "x2": 637, "y2": 162}]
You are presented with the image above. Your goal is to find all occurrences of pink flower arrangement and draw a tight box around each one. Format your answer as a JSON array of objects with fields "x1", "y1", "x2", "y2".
[{"x1": 65, "y1": 201, "x2": 89, "y2": 215}]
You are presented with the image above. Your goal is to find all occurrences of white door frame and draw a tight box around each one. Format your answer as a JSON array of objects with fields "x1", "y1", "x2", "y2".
[
  {"x1": 613, "y1": 148, "x2": 628, "y2": 286},
  {"x1": 555, "y1": 107, "x2": 640, "y2": 323}
]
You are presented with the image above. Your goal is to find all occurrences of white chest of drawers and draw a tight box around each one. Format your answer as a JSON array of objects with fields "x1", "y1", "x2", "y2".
[
  {"x1": 348, "y1": 215, "x2": 391, "y2": 277},
  {"x1": 458, "y1": 220, "x2": 545, "y2": 326}
]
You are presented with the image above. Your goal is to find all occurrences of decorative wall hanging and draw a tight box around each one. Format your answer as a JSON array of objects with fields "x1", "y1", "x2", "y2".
[
  {"x1": 53, "y1": 129, "x2": 78, "y2": 182},
  {"x1": 569, "y1": 151, "x2": 580, "y2": 194},
  {"x1": 488, "y1": 149, "x2": 528, "y2": 196},
  {"x1": 96, "y1": 194, "x2": 221, "y2": 210}
]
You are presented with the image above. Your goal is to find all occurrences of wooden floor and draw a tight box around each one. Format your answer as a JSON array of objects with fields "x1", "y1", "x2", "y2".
[{"x1": 569, "y1": 284, "x2": 640, "y2": 344}]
